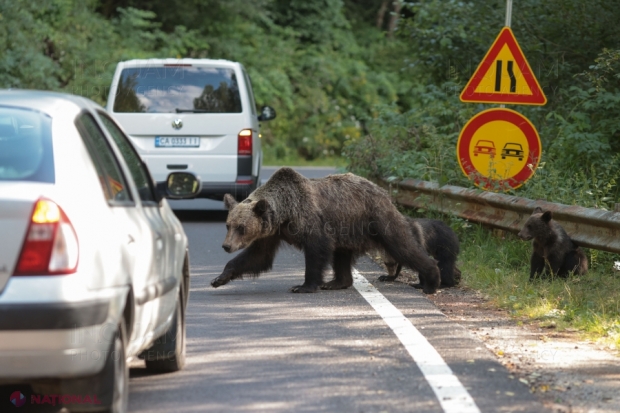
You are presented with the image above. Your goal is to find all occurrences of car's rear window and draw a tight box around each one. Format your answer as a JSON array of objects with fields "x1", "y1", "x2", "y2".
[
  {"x1": 113, "y1": 66, "x2": 242, "y2": 114},
  {"x1": 0, "y1": 106, "x2": 54, "y2": 183}
]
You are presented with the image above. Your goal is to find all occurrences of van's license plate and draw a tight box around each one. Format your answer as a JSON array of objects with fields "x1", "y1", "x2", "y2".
[{"x1": 155, "y1": 137, "x2": 200, "y2": 147}]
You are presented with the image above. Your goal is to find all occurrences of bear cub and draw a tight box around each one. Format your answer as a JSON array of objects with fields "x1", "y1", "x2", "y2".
[
  {"x1": 518, "y1": 207, "x2": 588, "y2": 279},
  {"x1": 379, "y1": 217, "x2": 461, "y2": 288}
]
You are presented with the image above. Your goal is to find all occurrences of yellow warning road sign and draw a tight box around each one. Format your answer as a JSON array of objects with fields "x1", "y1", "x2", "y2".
[{"x1": 460, "y1": 27, "x2": 546, "y2": 105}]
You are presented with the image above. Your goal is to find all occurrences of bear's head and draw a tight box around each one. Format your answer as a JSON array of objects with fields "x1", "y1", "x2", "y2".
[
  {"x1": 221, "y1": 193, "x2": 273, "y2": 253},
  {"x1": 518, "y1": 207, "x2": 553, "y2": 241}
]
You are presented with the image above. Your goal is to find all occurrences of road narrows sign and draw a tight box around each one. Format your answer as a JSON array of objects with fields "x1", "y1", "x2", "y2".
[
  {"x1": 460, "y1": 27, "x2": 546, "y2": 105},
  {"x1": 457, "y1": 108, "x2": 541, "y2": 189}
]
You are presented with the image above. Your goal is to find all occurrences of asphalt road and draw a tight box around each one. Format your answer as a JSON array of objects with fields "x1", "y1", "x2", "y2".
[{"x1": 127, "y1": 166, "x2": 547, "y2": 413}]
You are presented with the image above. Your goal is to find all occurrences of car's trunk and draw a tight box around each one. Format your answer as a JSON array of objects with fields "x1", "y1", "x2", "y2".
[{"x1": 0, "y1": 184, "x2": 42, "y2": 293}]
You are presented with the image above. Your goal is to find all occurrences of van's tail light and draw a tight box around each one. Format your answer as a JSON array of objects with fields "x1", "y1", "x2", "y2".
[
  {"x1": 238, "y1": 129, "x2": 253, "y2": 155},
  {"x1": 14, "y1": 199, "x2": 79, "y2": 276}
]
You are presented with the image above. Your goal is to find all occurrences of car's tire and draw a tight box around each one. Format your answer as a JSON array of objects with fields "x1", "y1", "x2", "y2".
[
  {"x1": 68, "y1": 319, "x2": 128, "y2": 413},
  {"x1": 103, "y1": 320, "x2": 129, "y2": 413},
  {"x1": 143, "y1": 290, "x2": 186, "y2": 373}
]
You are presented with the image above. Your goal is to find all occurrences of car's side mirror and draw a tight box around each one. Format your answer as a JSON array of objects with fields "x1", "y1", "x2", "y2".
[
  {"x1": 257, "y1": 105, "x2": 276, "y2": 122},
  {"x1": 158, "y1": 172, "x2": 202, "y2": 199}
]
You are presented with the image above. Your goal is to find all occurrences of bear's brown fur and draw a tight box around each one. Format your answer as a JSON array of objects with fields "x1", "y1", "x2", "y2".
[
  {"x1": 380, "y1": 217, "x2": 461, "y2": 288},
  {"x1": 211, "y1": 167, "x2": 441, "y2": 293},
  {"x1": 518, "y1": 207, "x2": 588, "y2": 279}
]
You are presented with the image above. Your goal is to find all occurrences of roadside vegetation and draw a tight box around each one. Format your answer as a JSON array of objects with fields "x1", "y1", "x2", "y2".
[
  {"x1": 402, "y1": 206, "x2": 620, "y2": 351},
  {"x1": 458, "y1": 221, "x2": 620, "y2": 351},
  {"x1": 340, "y1": 1, "x2": 620, "y2": 349},
  {"x1": 346, "y1": 1, "x2": 620, "y2": 210}
]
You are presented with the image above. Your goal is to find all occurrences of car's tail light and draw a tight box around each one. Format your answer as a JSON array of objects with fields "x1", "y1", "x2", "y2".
[
  {"x1": 13, "y1": 199, "x2": 79, "y2": 276},
  {"x1": 238, "y1": 129, "x2": 252, "y2": 155}
]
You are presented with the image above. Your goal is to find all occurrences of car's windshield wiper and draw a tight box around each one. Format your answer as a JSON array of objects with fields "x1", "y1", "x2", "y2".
[{"x1": 175, "y1": 108, "x2": 209, "y2": 113}]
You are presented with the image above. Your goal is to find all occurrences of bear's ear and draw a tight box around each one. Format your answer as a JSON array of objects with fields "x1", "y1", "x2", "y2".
[
  {"x1": 223, "y1": 194, "x2": 238, "y2": 210},
  {"x1": 533, "y1": 206, "x2": 543, "y2": 214},
  {"x1": 253, "y1": 199, "x2": 270, "y2": 216},
  {"x1": 542, "y1": 210, "x2": 552, "y2": 223}
]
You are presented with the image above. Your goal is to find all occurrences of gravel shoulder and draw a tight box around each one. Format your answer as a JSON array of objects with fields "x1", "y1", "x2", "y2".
[{"x1": 372, "y1": 257, "x2": 620, "y2": 413}]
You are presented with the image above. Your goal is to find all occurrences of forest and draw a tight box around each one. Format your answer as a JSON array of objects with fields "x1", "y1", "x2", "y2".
[{"x1": 2, "y1": 0, "x2": 620, "y2": 206}]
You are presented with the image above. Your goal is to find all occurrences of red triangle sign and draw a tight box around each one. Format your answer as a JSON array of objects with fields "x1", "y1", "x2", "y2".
[{"x1": 460, "y1": 27, "x2": 546, "y2": 105}]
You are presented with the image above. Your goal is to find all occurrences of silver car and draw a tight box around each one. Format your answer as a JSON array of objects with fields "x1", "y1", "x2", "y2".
[{"x1": 0, "y1": 91, "x2": 200, "y2": 412}]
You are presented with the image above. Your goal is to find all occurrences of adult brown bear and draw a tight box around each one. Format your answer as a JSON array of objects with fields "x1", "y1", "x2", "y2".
[{"x1": 210, "y1": 167, "x2": 441, "y2": 293}]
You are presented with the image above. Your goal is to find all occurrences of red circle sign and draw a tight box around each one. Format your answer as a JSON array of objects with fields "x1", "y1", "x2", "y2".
[{"x1": 457, "y1": 108, "x2": 541, "y2": 190}]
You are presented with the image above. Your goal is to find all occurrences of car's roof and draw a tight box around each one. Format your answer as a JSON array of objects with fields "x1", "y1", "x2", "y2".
[
  {"x1": 0, "y1": 90, "x2": 102, "y2": 118},
  {"x1": 116, "y1": 58, "x2": 241, "y2": 69}
]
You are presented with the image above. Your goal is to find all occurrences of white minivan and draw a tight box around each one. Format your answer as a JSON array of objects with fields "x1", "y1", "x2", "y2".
[{"x1": 106, "y1": 58, "x2": 275, "y2": 201}]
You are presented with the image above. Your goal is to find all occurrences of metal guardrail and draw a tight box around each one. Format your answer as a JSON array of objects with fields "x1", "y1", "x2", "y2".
[{"x1": 375, "y1": 178, "x2": 620, "y2": 254}]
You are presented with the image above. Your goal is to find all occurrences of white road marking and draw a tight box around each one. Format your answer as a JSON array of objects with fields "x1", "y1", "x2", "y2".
[{"x1": 352, "y1": 269, "x2": 481, "y2": 413}]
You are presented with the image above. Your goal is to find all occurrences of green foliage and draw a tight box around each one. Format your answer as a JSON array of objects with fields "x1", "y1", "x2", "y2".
[
  {"x1": 515, "y1": 155, "x2": 620, "y2": 210},
  {"x1": 0, "y1": 0, "x2": 409, "y2": 162},
  {"x1": 0, "y1": 0, "x2": 206, "y2": 103},
  {"x1": 345, "y1": 82, "x2": 476, "y2": 185},
  {"x1": 346, "y1": 0, "x2": 620, "y2": 209}
]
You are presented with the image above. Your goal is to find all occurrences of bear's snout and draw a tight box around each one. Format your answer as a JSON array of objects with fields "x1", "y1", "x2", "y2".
[
  {"x1": 222, "y1": 244, "x2": 232, "y2": 253},
  {"x1": 518, "y1": 231, "x2": 532, "y2": 241}
]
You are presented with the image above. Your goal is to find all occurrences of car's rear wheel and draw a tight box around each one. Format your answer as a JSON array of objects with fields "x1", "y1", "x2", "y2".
[
  {"x1": 106, "y1": 320, "x2": 129, "y2": 413},
  {"x1": 143, "y1": 290, "x2": 186, "y2": 373},
  {"x1": 69, "y1": 319, "x2": 128, "y2": 413}
]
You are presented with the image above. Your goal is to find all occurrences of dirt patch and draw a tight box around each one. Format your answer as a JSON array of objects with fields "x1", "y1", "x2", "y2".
[{"x1": 371, "y1": 256, "x2": 620, "y2": 413}]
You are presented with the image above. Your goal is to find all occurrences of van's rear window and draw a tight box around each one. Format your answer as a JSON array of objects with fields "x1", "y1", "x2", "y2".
[
  {"x1": 0, "y1": 107, "x2": 54, "y2": 183},
  {"x1": 113, "y1": 67, "x2": 242, "y2": 113}
]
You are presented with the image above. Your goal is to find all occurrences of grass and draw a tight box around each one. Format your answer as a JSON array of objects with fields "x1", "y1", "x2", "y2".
[
  {"x1": 399, "y1": 207, "x2": 620, "y2": 350},
  {"x1": 446, "y1": 216, "x2": 620, "y2": 351}
]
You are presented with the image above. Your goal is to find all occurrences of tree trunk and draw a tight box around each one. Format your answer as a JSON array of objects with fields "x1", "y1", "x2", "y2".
[
  {"x1": 387, "y1": 1, "x2": 403, "y2": 38},
  {"x1": 376, "y1": 0, "x2": 390, "y2": 29}
]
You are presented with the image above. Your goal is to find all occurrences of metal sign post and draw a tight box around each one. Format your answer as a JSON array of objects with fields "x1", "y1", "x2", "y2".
[
  {"x1": 505, "y1": 0, "x2": 512, "y2": 28},
  {"x1": 501, "y1": 0, "x2": 512, "y2": 108}
]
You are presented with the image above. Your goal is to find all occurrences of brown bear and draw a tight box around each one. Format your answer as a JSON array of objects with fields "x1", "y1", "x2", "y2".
[
  {"x1": 518, "y1": 207, "x2": 588, "y2": 279},
  {"x1": 210, "y1": 167, "x2": 441, "y2": 294},
  {"x1": 379, "y1": 217, "x2": 461, "y2": 288}
]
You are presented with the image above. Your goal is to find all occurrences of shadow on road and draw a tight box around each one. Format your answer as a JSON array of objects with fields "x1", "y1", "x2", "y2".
[{"x1": 173, "y1": 210, "x2": 228, "y2": 223}]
